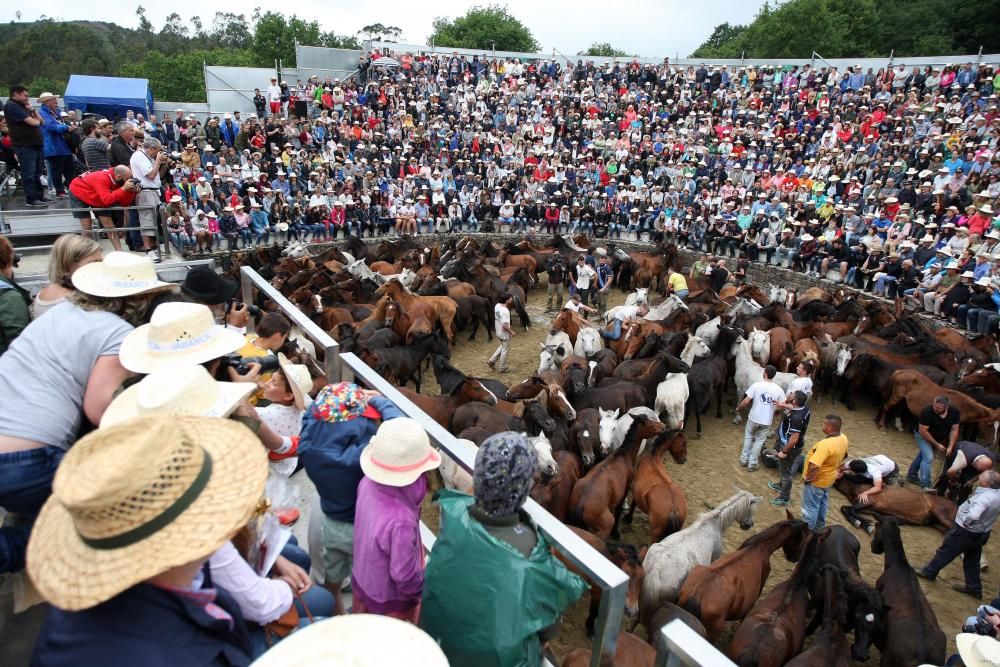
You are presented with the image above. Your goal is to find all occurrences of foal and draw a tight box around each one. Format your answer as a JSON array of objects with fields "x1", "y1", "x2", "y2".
[{"x1": 624, "y1": 430, "x2": 688, "y2": 542}]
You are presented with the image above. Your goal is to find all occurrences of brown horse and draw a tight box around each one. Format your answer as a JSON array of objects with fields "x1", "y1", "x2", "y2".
[
  {"x1": 876, "y1": 370, "x2": 1000, "y2": 444},
  {"x1": 788, "y1": 337, "x2": 820, "y2": 374},
  {"x1": 498, "y1": 249, "x2": 538, "y2": 276},
  {"x1": 505, "y1": 375, "x2": 578, "y2": 422},
  {"x1": 551, "y1": 308, "x2": 588, "y2": 345},
  {"x1": 869, "y1": 515, "x2": 946, "y2": 667},
  {"x1": 785, "y1": 564, "x2": 850, "y2": 667},
  {"x1": 728, "y1": 533, "x2": 819, "y2": 667},
  {"x1": 835, "y1": 476, "x2": 957, "y2": 533},
  {"x1": 568, "y1": 415, "x2": 665, "y2": 539},
  {"x1": 530, "y1": 450, "x2": 581, "y2": 521},
  {"x1": 383, "y1": 300, "x2": 433, "y2": 344},
  {"x1": 678, "y1": 515, "x2": 809, "y2": 641},
  {"x1": 560, "y1": 527, "x2": 647, "y2": 638},
  {"x1": 736, "y1": 283, "x2": 771, "y2": 307},
  {"x1": 624, "y1": 431, "x2": 688, "y2": 542},
  {"x1": 764, "y1": 326, "x2": 794, "y2": 369},
  {"x1": 959, "y1": 366, "x2": 1000, "y2": 394},
  {"x1": 397, "y1": 378, "x2": 497, "y2": 429},
  {"x1": 376, "y1": 279, "x2": 457, "y2": 345},
  {"x1": 561, "y1": 632, "x2": 655, "y2": 667},
  {"x1": 605, "y1": 321, "x2": 666, "y2": 361},
  {"x1": 646, "y1": 601, "x2": 707, "y2": 651}
]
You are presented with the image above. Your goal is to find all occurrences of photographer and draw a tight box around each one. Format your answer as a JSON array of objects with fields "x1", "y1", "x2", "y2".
[
  {"x1": 129, "y1": 136, "x2": 171, "y2": 262},
  {"x1": 179, "y1": 265, "x2": 254, "y2": 331},
  {"x1": 68, "y1": 165, "x2": 138, "y2": 252}
]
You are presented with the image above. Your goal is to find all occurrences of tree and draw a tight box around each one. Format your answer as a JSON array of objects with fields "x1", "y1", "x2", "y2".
[
  {"x1": 209, "y1": 12, "x2": 252, "y2": 49},
  {"x1": 428, "y1": 5, "x2": 540, "y2": 52},
  {"x1": 252, "y1": 11, "x2": 323, "y2": 66},
  {"x1": 578, "y1": 42, "x2": 631, "y2": 58},
  {"x1": 135, "y1": 5, "x2": 152, "y2": 34},
  {"x1": 322, "y1": 32, "x2": 362, "y2": 50},
  {"x1": 120, "y1": 48, "x2": 258, "y2": 102},
  {"x1": 692, "y1": 23, "x2": 747, "y2": 56},
  {"x1": 358, "y1": 23, "x2": 403, "y2": 42}
]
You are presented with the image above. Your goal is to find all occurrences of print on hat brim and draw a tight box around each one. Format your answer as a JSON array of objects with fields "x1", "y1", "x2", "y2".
[{"x1": 118, "y1": 323, "x2": 246, "y2": 374}]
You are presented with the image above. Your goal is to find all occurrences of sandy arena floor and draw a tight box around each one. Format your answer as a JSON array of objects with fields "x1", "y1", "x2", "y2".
[{"x1": 415, "y1": 282, "x2": 999, "y2": 664}]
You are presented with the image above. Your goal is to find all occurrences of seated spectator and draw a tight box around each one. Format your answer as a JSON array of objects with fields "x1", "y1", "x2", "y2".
[
  {"x1": 28, "y1": 415, "x2": 268, "y2": 665},
  {"x1": 420, "y1": 432, "x2": 586, "y2": 666},
  {"x1": 0, "y1": 234, "x2": 31, "y2": 353},
  {"x1": 32, "y1": 235, "x2": 103, "y2": 318}
]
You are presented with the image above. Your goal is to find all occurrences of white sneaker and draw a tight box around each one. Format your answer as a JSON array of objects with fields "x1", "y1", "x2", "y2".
[{"x1": 145, "y1": 249, "x2": 161, "y2": 262}]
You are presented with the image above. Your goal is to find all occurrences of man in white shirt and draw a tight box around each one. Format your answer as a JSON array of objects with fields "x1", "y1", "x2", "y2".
[
  {"x1": 563, "y1": 293, "x2": 597, "y2": 320},
  {"x1": 487, "y1": 293, "x2": 515, "y2": 373},
  {"x1": 737, "y1": 365, "x2": 786, "y2": 471},
  {"x1": 129, "y1": 136, "x2": 169, "y2": 260},
  {"x1": 840, "y1": 454, "x2": 899, "y2": 504},
  {"x1": 574, "y1": 256, "x2": 598, "y2": 306},
  {"x1": 266, "y1": 78, "x2": 282, "y2": 116}
]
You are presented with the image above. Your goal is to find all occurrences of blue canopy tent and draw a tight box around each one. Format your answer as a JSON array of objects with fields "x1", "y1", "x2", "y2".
[{"x1": 63, "y1": 75, "x2": 154, "y2": 121}]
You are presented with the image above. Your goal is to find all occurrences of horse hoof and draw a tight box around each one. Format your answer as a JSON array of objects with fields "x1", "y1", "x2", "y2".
[
  {"x1": 866, "y1": 525, "x2": 875, "y2": 535},
  {"x1": 695, "y1": 432, "x2": 703, "y2": 439},
  {"x1": 852, "y1": 520, "x2": 861, "y2": 528}
]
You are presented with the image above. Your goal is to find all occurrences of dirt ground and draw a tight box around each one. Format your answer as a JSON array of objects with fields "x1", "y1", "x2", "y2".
[{"x1": 416, "y1": 284, "x2": 998, "y2": 665}]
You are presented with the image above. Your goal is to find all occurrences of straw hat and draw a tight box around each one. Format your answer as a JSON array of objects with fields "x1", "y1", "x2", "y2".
[
  {"x1": 278, "y1": 356, "x2": 312, "y2": 411},
  {"x1": 251, "y1": 615, "x2": 448, "y2": 667},
  {"x1": 71, "y1": 252, "x2": 171, "y2": 298},
  {"x1": 100, "y1": 365, "x2": 254, "y2": 428},
  {"x1": 956, "y1": 634, "x2": 1000, "y2": 667},
  {"x1": 37, "y1": 92, "x2": 58, "y2": 103},
  {"x1": 360, "y1": 417, "x2": 440, "y2": 487},
  {"x1": 26, "y1": 415, "x2": 267, "y2": 611},
  {"x1": 119, "y1": 302, "x2": 245, "y2": 374}
]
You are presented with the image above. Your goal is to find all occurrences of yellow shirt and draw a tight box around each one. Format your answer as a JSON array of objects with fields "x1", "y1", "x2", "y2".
[
  {"x1": 668, "y1": 272, "x2": 688, "y2": 292},
  {"x1": 803, "y1": 433, "x2": 849, "y2": 488}
]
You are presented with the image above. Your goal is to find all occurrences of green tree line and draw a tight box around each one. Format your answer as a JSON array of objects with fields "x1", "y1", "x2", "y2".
[
  {"x1": 693, "y1": 0, "x2": 1000, "y2": 58},
  {"x1": 0, "y1": 10, "x2": 363, "y2": 103}
]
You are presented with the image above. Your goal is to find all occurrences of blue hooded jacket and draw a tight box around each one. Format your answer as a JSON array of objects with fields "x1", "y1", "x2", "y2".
[
  {"x1": 299, "y1": 395, "x2": 404, "y2": 522},
  {"x1": 39, "y1": 105, "x2": 70, "y2": 157}
]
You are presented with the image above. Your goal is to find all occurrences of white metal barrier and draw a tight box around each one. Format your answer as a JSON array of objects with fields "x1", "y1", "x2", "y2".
[
  {"x1": 655, "y1": 620, "x2": 736, "y2": 667},
  {"x1": 239, "y1": 266, "x2": 630, "y2": 666}
]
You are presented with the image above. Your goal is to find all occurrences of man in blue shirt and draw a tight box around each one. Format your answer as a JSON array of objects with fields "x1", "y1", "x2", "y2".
[
  {"x1": 594, "y1": 252, "x2": 615, "y2": 315},
  {"x1": 37, "y1": 92, "x2": 74, "y2": 199}
]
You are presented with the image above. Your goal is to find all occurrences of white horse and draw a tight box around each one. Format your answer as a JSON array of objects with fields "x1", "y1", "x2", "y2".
[
  {"x1": 528, "y1": 432, "x2": 559, "y2": 478},
  {"x1": 598, "y1": 408, "x2": 619, "y2": 456},
  {"x1": 574, "y1": 327, "x2": 604, "y2": 359},
  {"x1": 281, "y1": 241, "x2": 314, "y2": 259},
  {"x1": 655, "y1": 336, "x2": 712, "y2": 429},
  {"x1": 624, "y1": 287, "x2": 649, "y2": 307},
  {"x1": 645, "y1": 294, "x2": 688, "y2": 321},
  {"x1": 611, "y1": 406, "x2": 662, "y2": 455},
  {"x1": 768, "y1": 284, "x2": 788, "y2": 304},
  {"x1": 731, "y1": 337, "x2": 797, "y2": 423},
  {"x1": 538, "y1": 331, "x2": 573, "y2": 373},
  {"x1": 748, "y1": 328, "x2": 771, "y2": 366},
  {"x1": 640, "y1": 490, "x2": 762, "y2": 623},
  {"x1": 694, "y1": 316, "x2": 722, "y2": 349},
  {"x1": 725, "y1": 297, "x2": 760, "y2": 319},
  {"x1": 438, "y1": 438, "x2": 478, "y2": 494},
  {"x1": 347, "y1": 259, "x2": 380, "y2": 283}
]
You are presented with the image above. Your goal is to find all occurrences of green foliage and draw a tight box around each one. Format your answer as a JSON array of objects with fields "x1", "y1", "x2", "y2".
[
  {"x1": 120, "y1": 48, "x2": 258, "y2": 103},
  {"x1": 692, "y1": 0, "x2": 998, "y2": 58},
  {"x1": 579, "y1": 42, "x2": 632, "y2": 58},
  {"x1": 252, "y1": 12, "x2": 324, "y2": 67},
  {"x1": 358, "y1": 23, "x2": 403, "y2": 42},
  {"x1": 429, "y1": 5, "x2": 540, "y2": 52}
]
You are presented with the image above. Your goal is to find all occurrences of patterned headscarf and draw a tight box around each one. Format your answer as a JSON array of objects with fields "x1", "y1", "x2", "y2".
[
  {"x1": 473, "y1": 432, "x2": 537, "y2": 518},
  {"x1": 309, "y1": 382, "x2": 381, "y2": 423}
]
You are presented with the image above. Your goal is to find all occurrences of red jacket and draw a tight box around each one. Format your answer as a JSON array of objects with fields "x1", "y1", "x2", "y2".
[{"x1": 68, "y1": 169, "x2": 136, "y2": 208}]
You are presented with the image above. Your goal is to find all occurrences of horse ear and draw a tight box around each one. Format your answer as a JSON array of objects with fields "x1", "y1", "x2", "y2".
[{"x1": 785, "y1": 509, "x2": 794, "y2": 521}]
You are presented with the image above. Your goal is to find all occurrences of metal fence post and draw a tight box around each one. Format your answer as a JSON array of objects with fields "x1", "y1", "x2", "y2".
[{"x1": 654, "y1": 620, "x2": 736, "y2": 667}]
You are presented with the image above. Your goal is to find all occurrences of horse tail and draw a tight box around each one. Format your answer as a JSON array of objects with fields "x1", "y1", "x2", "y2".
[
  {"x1": 487, "y1": 298, "x2": 496, "y2": 332},
  {"x1": 665, "y1": 513, "x2": 684, "y2": 538}
]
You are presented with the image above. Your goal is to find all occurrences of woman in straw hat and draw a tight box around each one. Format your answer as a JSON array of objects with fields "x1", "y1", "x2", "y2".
[
  {"x1": 420, "y1": 432, "x2": 586, "y2": 667},
  {"x1": 32, "y1": 234, "x2": 103, "y2": 318},
  {"x1": 29, "y1": 415, "x2": 268, "y2": 665},
  {"x1": 352, "y1": 417, "x2": 441, "y2": 622},
  {"x1": 0, "y1": 252, "x2": 171, "y2": 574}
]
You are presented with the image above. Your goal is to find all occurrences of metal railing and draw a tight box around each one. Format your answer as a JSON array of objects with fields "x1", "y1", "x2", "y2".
[
  {"x1": 238, "y1": 265, "x2": 630, "y2": 667},
  {"x1": 1, "y1": 202, "x2": 167, "y2": 256},
  {"x1": 655, "y1": 620, "x2": 736, "y2": 667}
]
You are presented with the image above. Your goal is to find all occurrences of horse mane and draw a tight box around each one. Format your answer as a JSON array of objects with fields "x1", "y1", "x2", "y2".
[
  {"x1": 696, "y1": 490, "x2": 753, "y2": 529},
  {"x1": 737, "y1": 518, "x2": 793, "y2": 550},
  {"x1": 610, "y1": 415, "x2": 651, "y2": 458},
  {"x1": 645, "y1": 429, "x2": 684, "y2": 457}
]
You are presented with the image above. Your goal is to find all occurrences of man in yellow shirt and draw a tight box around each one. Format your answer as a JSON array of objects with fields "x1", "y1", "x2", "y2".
[
  {"x1": 801, "y1": 414, "x2": 849, "y2": 531},
  {"x1": 665, "y1": 267, "x2": 689, "y2": 299}
]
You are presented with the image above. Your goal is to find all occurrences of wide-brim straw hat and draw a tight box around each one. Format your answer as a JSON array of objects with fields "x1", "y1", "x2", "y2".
[
  {"x1": 278, "y1": 355, "x2": 313, "y2": 411},
  {"x1": 956, "y1": 633, "x2": 1000, "y2": 667},
  {"x1": 119, "y1": 302, "x2": 245, "y2": 374},
  {"x1": 27, "y1": 415, "x2": 267, "y2": 611},
  {"x1": 360, "y1": 417, "x2": 440, "y2": 487},
  {"x1": 251, "y1": 614, "x2": 448, "y2": 667},
  {"x1": 101, "y1": 365, "x2": 254, "y2": 428},
  {"x1": 71, "y1": 252, "x2": 172, "y2": 298}
]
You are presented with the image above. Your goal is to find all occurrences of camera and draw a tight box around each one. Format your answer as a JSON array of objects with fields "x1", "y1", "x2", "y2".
[
  {"x1": 228, "y1": 299, "x2": 262, "y2": 319},
  {"x1": 219, "y1": 353, "x2": 280, "y2": 376}
]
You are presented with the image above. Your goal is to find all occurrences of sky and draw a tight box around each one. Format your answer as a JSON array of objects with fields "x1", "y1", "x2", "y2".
[{"x1": 0, "y1": 1, "x2": 770, "y2": 58}]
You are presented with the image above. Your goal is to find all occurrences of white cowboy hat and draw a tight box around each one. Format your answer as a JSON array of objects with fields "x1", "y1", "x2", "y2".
[
  {"x1": 360, "y1": 417, "x2": 440, "y2": 487},
  {"x1": 957, "y1": 634, "x2": 1000, "y2": 667},
  {"x1": 101, "y1": 365, "x2": 254, "y2": 428},
  {"x1": 276, "y1": 222, "x2": 290, "y2": 232},
  {"x1": 37, "y1": 92, "x2": 58, "y2": 103},
  {"x1": 976, "y1": 276, "x2": 993, "y2": 287},
  {"x1": 251, "y1": 615, "x2": 448, "y2": 667},
  {"x1": 962, "y1": 270, "x2": 976, "y2": 278},
  {"x1": 980, "y1": 204, "x2": 995, "y2": 214},
  {"x1": 278, "y1": 356, "x2": 312, "y2": 411},
  {"x1": 70, "y1": 252, "x2": 172, "y2": 298},
  {"x1": 800, "y1": 234, "x2": 814, "y2": 242},
  {"x1": 119, "y1": 302, "x2": 245, "y2": 374}
]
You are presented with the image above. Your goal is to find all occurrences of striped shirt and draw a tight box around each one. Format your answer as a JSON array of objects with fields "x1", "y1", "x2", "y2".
[{"x1": 81, "y1": 136, "x2": 111, "y2": 170}]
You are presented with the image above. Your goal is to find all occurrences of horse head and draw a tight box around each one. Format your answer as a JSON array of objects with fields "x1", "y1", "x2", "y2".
[
  {"x1": 598, "y1": 409, "x2": 620, "y2": 454},
  {"x1": 528, "y1": 433, "x2": 559, "y2": 481},
  {"x1": 835, "y1": 344, "x2": 853, "y2": 376},
  {"x1": 460, "y1": 378, "x2": 498, "y2": 406},
  {"x1": 546, "y1": 384, "x2": 577, "y2": 422}
]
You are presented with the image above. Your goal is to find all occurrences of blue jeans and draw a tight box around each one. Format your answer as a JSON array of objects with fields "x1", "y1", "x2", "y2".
[
  {"x1": 0, "y1": 446, "x2": 64, "y2": 572},
  {"x1": 602, "y1": 318, "x2": 624, "y2": 340},
  {"x1": 979, "y1": 313, "x2": 1000, "y2": 335},
  {"x1": 13, "y1": 145, "x2": 45, "y2": 202},
  {"x1": 908, "y1": 432, "x2": 935, "y2": 488},
  {"x1": 674, "y1": 289, "x2": 689, "y2": 299},
  {"x1": 801, "y1": 482, "x2": 830, "y2": 531}
]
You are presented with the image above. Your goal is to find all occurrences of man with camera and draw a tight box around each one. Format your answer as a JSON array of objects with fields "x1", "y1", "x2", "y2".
[
  {"x1": 68, "y1": 165, "x2": 138, "y2": 252},
  {"x1": 129, "y1": 137, "x2": 171, "y2": 261}
]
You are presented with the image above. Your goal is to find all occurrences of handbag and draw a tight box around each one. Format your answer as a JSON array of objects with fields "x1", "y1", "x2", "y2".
[{"x1": 264, "y1": 590, "x2": 314, "y2": 645}]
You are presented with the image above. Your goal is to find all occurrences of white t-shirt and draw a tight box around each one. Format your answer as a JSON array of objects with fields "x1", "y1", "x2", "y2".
[
  {"x1": 614, "y1": 305, "x2": 639, "y2": 322},
  {"x1": 129, "y1": 150, "x2": 160, "y2": 188},
  {"x1": 564, "y1": 299, "x2": 584, "y2": 313},
  {"x1": 494, "y1": 303, "x2": 511, "y2": 339},
  {"x1": 787, "y1": 375, "x2": 813, "y2": 397},
  {"x1": 745, "y1": 380, "x2": 786, "y2": 426},
  {"x1": 856, "y1": 454, "x2": 896, "y2": 481},
  {"x1": 575, "y1": 263, "x2": 597, "y2": 290},
  {"x1": 267, "y1": 84, "x2": 282, "y2": 103}
]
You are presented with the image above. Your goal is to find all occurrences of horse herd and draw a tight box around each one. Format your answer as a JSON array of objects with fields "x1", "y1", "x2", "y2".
[{"x1": 229, "y1": 234, "x2": 999, "y2": 666}]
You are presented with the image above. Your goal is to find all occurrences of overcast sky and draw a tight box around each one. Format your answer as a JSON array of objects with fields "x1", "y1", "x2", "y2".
[{"x1": 0, "y1": 1, "x2": 770, "y2": 58}]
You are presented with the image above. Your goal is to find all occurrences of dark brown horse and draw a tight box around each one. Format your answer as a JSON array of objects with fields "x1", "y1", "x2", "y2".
[
  {"x1": 397, "y1": 378, "x2": 497, "y2": 429},
  {"x1": 624, "y1": 431, "x2": 688, "y2": 542},
  {"x1": 678, "y1": 516, "x2": 809, "y2": 641},
  {"x1": 785, "y1": 565, "x2": 850, "y2": 667},
  {"x1": 561, "y1": 632, "x2": 655, "y2": 667},
  {"x1": 869, "y1": 515, "x2": 946, "y2": 667},
  {"x1": 646, "y1": 601, "x2": 707, "y2": 652},
  {"x1": 728, "y1": 533, "x2": 819, "y2": 667},
  {"x1": 835, "y1": 476, "x2": 957, "y2": 534},
  {"x1": 568, "y1": 408, "x2": 601, "y2": 468},
  {"x1": 567, "y1": 415, "x2": 665, "y2": 539}
]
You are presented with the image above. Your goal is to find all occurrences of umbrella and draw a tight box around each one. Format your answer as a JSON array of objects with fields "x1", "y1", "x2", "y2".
[{"x1": 372, "y1": 56, "x2": 401, "y2": 69}]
